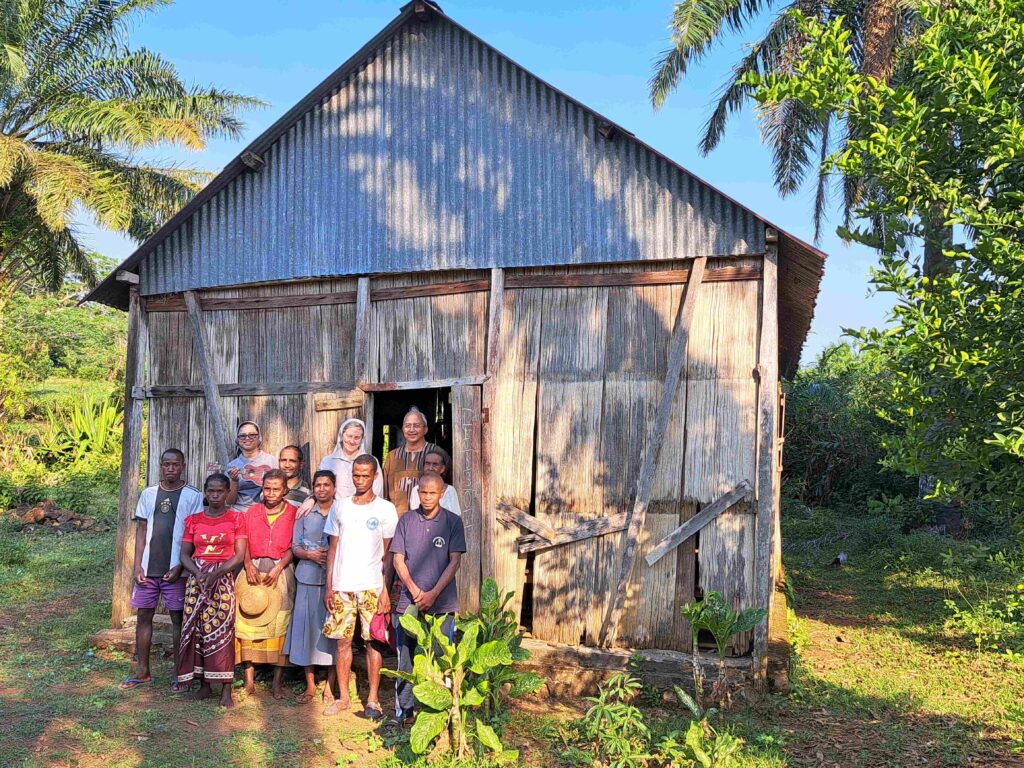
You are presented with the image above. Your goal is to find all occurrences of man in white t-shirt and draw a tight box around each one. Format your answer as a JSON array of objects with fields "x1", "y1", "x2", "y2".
[{"x1": 322, "y1": 454, "x2": 398, "y2": 718}]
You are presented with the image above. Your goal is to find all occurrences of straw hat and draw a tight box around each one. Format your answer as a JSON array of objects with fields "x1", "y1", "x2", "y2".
[{"x1": 235, "y1": 573, "x2": 283, "y2": 627}]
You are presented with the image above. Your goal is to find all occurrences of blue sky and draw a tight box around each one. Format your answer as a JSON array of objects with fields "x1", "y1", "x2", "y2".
[{"x1": 91, "y1": 0, "x2": 891, "y2": 365}]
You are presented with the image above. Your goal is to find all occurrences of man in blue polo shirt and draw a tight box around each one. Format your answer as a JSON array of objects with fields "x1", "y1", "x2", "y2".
[{"x1": 390, "y1": 471, "x2": 466, "y2": 726}]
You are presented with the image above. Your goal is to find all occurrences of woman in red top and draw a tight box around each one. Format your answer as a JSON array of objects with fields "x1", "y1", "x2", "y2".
[
  {"x1": 235, "y1": 468, "x2": 297, "y2": 699},
  {"x1": 177, "y1": 473, "x2": 247, "y2": 707}
]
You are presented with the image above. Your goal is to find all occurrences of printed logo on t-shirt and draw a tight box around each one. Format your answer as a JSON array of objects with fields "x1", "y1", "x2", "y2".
[
  {"x1": 158, "y1": 496, "x2": 172, "y2": 515},
  {"x1": 366, "y1": 517, "x2": 380, "y2": 531},
  {"x1": 432, "y1": 536, "x2": 445, "y2": 548}
]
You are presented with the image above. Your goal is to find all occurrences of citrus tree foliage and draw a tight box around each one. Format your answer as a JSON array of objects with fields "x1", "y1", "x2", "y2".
[
  {"x1": 0, "y1": 0, "x2": 263, "y2": 294},
  {"x1": 751, "y1": 0, "x2": 1024, "y2": 528}
]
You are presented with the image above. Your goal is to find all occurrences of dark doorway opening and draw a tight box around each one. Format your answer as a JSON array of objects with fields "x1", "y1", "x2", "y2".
[{"x1": 370, "y1": 388, "x2": 453, "y2": 467}]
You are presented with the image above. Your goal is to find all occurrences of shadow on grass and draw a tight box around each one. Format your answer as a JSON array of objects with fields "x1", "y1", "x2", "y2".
[
  {"x1": 0, "y1": 528, "x2": 422, "y2": 768},
  {"x1": 730, "y1": 653, "x2": 1022, "y2": 768}
]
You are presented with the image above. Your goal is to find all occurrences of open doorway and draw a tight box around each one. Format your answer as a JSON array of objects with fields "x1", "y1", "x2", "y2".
[{"x1": 369, "y1": 388, "x2": 453, "y2": 467}]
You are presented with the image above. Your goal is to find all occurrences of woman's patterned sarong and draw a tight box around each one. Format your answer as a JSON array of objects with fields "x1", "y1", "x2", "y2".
[{"x1": 176, "y1": 560, "x2": 236, "y2": 683}]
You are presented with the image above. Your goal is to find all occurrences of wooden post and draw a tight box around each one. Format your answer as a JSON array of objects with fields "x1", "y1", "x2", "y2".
[
  {"x1": 599, "y1": 256, "x2": 707, "y2": 647},
  {"x1": 183, "y1": 291, "x2": 233, "y2": 469},
  {"x1": 752, "y1": 236, "x2": 780, "y2": 683},
  {"x1": 480, "y1": 267, "x2": 503, "y2": 583},
  {"x1": 452, "y1": 385, "x2": 483, "y2": 612},
  {"x1": 354, "y1": 277, "x2": 371, "y2": 384},
  {"x1": 111, "y1": 285, "x2": 147, "y2": 628}
]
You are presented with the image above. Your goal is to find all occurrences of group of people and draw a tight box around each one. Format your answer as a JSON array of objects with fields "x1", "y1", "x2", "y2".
[{"x1": 120, "y1": 408, "x2": 466, "y2": 726}]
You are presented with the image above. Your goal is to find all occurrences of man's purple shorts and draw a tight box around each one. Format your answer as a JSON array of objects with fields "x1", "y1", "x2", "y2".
[{"x1": 130, "y1": 577, "x2": 186, "y2": 611}]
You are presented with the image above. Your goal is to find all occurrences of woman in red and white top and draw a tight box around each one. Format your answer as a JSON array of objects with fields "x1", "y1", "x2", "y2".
[{"x1": 177, "y1": 473, "x2": 247, "y2": 707}]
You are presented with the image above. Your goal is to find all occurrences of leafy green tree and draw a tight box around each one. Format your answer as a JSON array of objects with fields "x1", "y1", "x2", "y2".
[
  {"x1": 649, "y1": 0, "x2": 920, "y2": 237},
  {"x1": 0, "y1": 0, "x2": 263, "y2": 296},
  {"x1": 784, "y1": 343, "x2": 912, "y2": 506},
  {"x1": 750, "y1": 0, "x2": 1024, "y2": 530},
  {"x1": 0, "y1": 284, "x2": 126, "y2": 382}
]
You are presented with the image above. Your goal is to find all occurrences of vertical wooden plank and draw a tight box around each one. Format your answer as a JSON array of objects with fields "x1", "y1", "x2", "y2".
[
  {"x1": 183, "y1": 292, "x2": 234, "y2": 468},
  {"x1": 599, "y1": 257, "x2": 707, "y2": 647},
  {"x1": 603, "y1": 282, "x2": 694, "y2": 651},
  {"x1": 491, "y1": 286, "x2": 539, "y2": 620},
  {"x1": 111, "y1": 287, "x2": 146, "y2": 628},
  {"x1": 354, "y1": 277, "x2": 371, "y2": 383},
  {"x1": 481, "y1": 268, "x2": 503, "y2": 587},
  {"x1": 451, "y1": 385, "x2": 483, "y2": 613},
  {"x1": 685, "y1": 275, "x2": 760, "y2": 654},
  {"x1": 532, "y1": 285, "x2": 608, "y2": 646},
  {"x1": 753, "y1": 242, "x2": 779, "y2": 680}
]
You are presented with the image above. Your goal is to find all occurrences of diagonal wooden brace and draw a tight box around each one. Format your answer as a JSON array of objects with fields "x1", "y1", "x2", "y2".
[
  {"x1": 515, "y1": 513, "x2": 629, "y2": 553},
  {"x1": 644, "y1": 480, "x2": 754, "y2": 566}
]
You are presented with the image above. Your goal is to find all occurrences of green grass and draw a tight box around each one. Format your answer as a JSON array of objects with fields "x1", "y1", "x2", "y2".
[{"x1": 2, "y1": 500, "x2": 1022, "y2": 767}]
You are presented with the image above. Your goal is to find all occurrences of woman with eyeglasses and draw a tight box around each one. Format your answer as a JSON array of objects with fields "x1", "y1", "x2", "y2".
[{"x1": 226, "y1": 421, "x2": 278, "y2": 512}]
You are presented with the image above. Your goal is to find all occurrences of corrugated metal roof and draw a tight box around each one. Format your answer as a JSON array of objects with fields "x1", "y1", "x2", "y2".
[{"x1": 85, "y1": 0, "x2": 824, "y2": 374}]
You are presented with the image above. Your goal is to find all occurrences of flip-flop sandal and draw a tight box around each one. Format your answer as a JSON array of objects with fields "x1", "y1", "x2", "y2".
[
  {"x1": 362, "y1": 702, "x2": 386, "y2": 721},
  {"x1": 295, "y1": 692, "x2": 315, "y2": 704},
  {"x1": 118, "y1": 677, "x2": 152, "y2": 690},
  {"x1": 170, "y1": 681, "x2": 190, "y2": 694},
  {"x1": 323, "y1": 699, "x2": 350, "y2": 716}
]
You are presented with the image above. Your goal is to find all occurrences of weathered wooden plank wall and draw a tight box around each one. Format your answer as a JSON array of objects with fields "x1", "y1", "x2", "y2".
[
  {"x1": 684, "y1": 276, "x2": 760, "y2": 654},
  {"x1": 138, "y1": 260, "x2": 766, "y2": 655}
]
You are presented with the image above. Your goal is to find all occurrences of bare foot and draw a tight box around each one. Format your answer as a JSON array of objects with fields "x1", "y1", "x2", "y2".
[
  {"x1": 323, "y1": 697, "x2": 350, "y2": 716},
  {"x1": 243, "y1": 683, "x2": 256, "y2": 697},
  {"x1": 191, "y1": 682, "x2": 213, "y2": 701},
  {"x1": 296, "y1": 690, "x2": 315, "y2": 704},
  {"x1": 219, "y1": 689, "x2": 234, "y2": 708},
  {"x1": 272, "y1": 686, "x2": 288, "y2": 701},
  {"x1": 322, "y1": 686, "x2": 335, "y2": 705}
]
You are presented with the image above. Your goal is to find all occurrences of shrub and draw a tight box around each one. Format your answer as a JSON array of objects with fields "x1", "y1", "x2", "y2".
[
  {"x1": 385, "y1": 579, "x2": 541, "y2": 760},
  {"x1": 784, "y1": 344, "x2": 914, "y2": 508}
]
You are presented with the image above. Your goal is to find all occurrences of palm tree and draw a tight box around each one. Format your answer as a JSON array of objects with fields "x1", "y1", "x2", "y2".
[
  {"x1": 0, "y1": 0, "x2": 264, "y2": 297},
  {"x1": 649, "y1": 0, "x2": 918, "y2": 240}
]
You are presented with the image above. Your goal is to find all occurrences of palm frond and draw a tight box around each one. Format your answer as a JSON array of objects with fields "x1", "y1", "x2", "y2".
[
  {"x1": 699, "y1": 7, "x2": 799, "y2": 155},
  {"x1": 758, "y1": 96, "x2": 822, "y2": 196},
  {"x1": 0, "y1": 130, "x2": 29, "y2": 185},
  {"x1": 813, "y1": 113, "x2": 832, "y2": 242},
  {"x1": 651, "y1": 0, "x2": 762, "y2": 108}
]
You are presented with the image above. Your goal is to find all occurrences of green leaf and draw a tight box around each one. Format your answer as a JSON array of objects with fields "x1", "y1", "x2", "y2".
[
  {"x1": 475, "y1": 720, "x2": 504, "y2": 752},
  {"x1": 413, "y1": 654, "x2": 445, "y2": 686},
  {"x1": 508, "y1": 671, "x2": 544, "y2": 697},
  {"x1": 462, "y1": 685, "x2": 486, "y2": 707},
  {"x1": 409, "y1": 710, "x2": 448, "y2": 754},
  {"x1": 413, "y1": 680, "x2": 453, "y2": 711},
  {"x1": 469, "y1": 640, "x2": 513, "y2": 673},
  {"x1": 480, "y1": 577, "x2": 500, "y2": 612},
  {"x1": 400, "y1": 608, "x2": 427, "y2": 645},
  {"x1": 457, "y1": 621, "x2": 481, "y2": 666},
  {"x1": 672, "y1": 684, "x2": 704, "y2": 719}
]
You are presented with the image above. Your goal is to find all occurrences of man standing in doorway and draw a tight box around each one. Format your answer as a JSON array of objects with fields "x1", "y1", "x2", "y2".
[
  {"x1": 119, "y1": 449, "x2": 204, "y2": 692},
  {"x1": 381, "y1": 407, "x2": 437, "y2": 517},
  {"x1": 322, "y1": 454, "x2": 398, "y2": 719},
  {"x1": 390, "y1": 471, "x2": 466, "y2": 726}
]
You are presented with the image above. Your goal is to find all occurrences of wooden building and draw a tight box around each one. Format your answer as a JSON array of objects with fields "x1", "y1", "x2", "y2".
[{"x1": 87, "y1": 1, "x2": 825, "y2": 685}]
